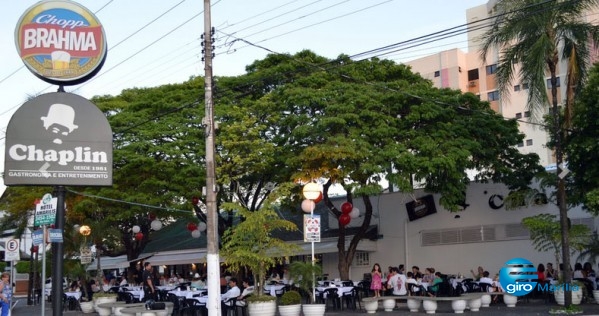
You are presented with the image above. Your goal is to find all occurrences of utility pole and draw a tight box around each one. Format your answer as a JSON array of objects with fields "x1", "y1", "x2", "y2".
[{"x1": 203, "y1": 1, "x2": 221, "y2": 315}]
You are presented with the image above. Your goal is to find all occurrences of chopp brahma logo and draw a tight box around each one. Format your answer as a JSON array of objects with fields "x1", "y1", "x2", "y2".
[
  {"x1": 14, "y1": 0, "x2": 107, "y2": 85},
  {"x1": 499, "y1": 257, "x2": 538, "y2": 296}
]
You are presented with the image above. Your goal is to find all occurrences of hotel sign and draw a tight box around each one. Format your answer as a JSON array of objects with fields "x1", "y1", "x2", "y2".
[
  {"x1": 14, "y1": 0, "x2": 107, "y2": 85},
  {"x1": 4, "y1": 92, "x2": 113, "y2": 186}
]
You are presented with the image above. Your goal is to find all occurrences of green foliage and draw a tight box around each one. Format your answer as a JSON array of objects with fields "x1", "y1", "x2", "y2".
[
  {"x1": 246, "y1": 295, "x2": 277, "y2": 303},
  {"x1": 289, "y1": 261, "x2": 322, "y2": 304},
  {"x1": 577, "y1": 232, "x2": 599, "y2": 265},
  {"x1": 280, "y1": 290, "x2": 302, "y2": 305},
  {"x1": 220, "y1": 183, "x2": 300, "y2": 297},
  {"x1": 522, "y1": 214, "x2": 590, "y2": 268}
]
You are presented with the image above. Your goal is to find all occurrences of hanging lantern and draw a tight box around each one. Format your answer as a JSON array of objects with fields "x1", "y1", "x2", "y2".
[
  {"x1": 349, "y1": 207, "x2": 360, "y2": 219},
  {"x1": 197, "y1": 222, "x2": 207, "y2": 232},
  {"x1": 132, "y1": 225, "x2": 141, "y2": 233},
  {"x1": 79, "y1": 225, "x2": 91, "y2": 236},
  {"x1": 135, "y1": 232, "x2": 144, "y2": 241},
  {"x1": 191, "y1": 229, "x2": 201, "y2": 238},
  {"x1": 151, "y1": 219, "x2": 162, "y2": 231},
  {"x1": 341, "y1": 202, "x2": 353, "y2": 214},
  {"x1": 313, "y1": 192, "x2": 323, "y2": 204},
  {"x1": 301, "y1": 199, "x2": 315, "y2": 213},
  {"x1": 339, "y1": 214, "x2": 351, "y2": 226},
  {"x1": 187, "y1": 222, "x2": 198, "y2": 232},
  {"x1": 302, "y1": 183, "x2": 322, "y2": 200}
]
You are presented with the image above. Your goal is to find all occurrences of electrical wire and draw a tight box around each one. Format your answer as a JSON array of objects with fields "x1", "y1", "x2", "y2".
[{"x1": 67, "y1": 188, "x2": 193, "y2": 213}]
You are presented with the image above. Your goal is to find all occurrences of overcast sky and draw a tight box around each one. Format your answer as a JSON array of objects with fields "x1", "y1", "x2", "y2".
[{"x1": 0, "y1": 0, "x2": 487, "y2": 193}]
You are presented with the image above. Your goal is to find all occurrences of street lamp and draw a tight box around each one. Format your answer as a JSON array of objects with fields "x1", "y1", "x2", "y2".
[{"x1": 302, "y1": 182, "x2": 322, "y2": 303}]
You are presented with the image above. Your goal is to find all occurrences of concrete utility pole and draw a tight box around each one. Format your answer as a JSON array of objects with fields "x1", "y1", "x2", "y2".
[{"x1": 203, "y1": 1, "x2": 221, "y2": 315}]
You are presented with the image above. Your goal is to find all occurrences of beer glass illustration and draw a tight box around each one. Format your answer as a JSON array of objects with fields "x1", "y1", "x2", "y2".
[{"x1": 51, "y1": 51, "x2": 70, "y2": 70}]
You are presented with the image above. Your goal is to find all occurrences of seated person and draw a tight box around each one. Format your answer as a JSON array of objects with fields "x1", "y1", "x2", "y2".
[
  {"x1": 478, "y1": 271, "x2": 494, "y2": 292},
  {"x1": 387, "y1": 267, "x2": 407, "y2": 296},
  {"x1": 221, "y1": 278, "x2": 241, "y2": 315},
  {"x1": 426, "y1": 272, "x2": 443, "y2": 297},
  {"x1": 236, "y1": 278, "x2": 255, "y2": 307},
  {"x1": 191, "y1": 273, "x2": 205, "y2": 289},
  {"x1": 119, "y1": 276, "x2": 128, "y2": 286},
  {"x1": 405, "y1": 272, "x2": 422, "y2": 295},
  {"x1": 69, "y1": 281, "x2": 80, "y2": 292}
]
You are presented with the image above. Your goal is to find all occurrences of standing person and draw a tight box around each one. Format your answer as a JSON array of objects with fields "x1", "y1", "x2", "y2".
[
  {"x1": 142, "y1": 262, "x2": 156, "y2": 301},
  {"x1": 370, "y1": 263, "x2": 383, "y2": 298},
  {"x1": 0, "y1": 273, "x2": 12, "y2": 316}
]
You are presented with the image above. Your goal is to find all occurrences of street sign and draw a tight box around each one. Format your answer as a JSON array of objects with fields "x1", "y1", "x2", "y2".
[
  {"x1": 34, "y1": 193, "x2": 57, "y2": 226},
  {"x1": 32, "y1": 229, "x2": 44, "y2": 245},
  {"x1": 304, "y1": 214, "x2": 321, "y2": 242},
  {"x1": 80, "y1": 246, "x2": 92, "y2": 264},
  {"x1": 5, "y1": 239, "x2": 20, "y2": 261},
  {"x1": 48, "y1": 229, "x2": 63, "y2": 243}
]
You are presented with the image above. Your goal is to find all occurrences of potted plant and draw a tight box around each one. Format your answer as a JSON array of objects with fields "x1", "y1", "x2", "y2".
[
  {"x1": 92, "y1": 292, "x2": 117, "y2": 316},
  {"x1": 554, "y1": 281, "x2": 584, "y2": 306},
  {"x1": 278, "y1": 291, "x2": 302, "y2": 316},
  {"x1": 220, "y1": 183, "x2": 301, "y2": 316},
  {"x1": 289, "y1": 261, "x2": 325, "y2": 316}
]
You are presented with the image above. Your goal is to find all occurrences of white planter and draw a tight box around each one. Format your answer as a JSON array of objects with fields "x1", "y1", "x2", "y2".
[
  {"x1": 422, "y1": 300, "x2": 437, "y2": 314},
  {"x1": 407, "y1": 298, "x2": 421, "y2": 312},
  {"x1": 302, "y1": 304, "x2": 326, "y2": 316},
  {"x1": 480, "y1": 294, "x2": 491, "y2": 307},
  {"x1": 79, "y1": 301, "x2": 94, "y2": 314},
  {"x1": 554, "y1": 288, "x2": 583, "y2": 306},
  {"x1": 382, "y1": 298, "x2": 396, "y2": 311},
  {"x1": 278, "y1": 304, "x2": 301, "y2": 316},
  {"x1": 451, "y1": 299, "x2": 467, "y2": 313},
  {"x1": 248, "y1": 300, "x2": 277, "y2": 316},
  {"x1": 468, "y1": 297, "x2": 482, "y2": 312},
  {"x1": 363, "y1": 300, "x2": 378, "y2": 314},
  {"x1": 503, "y1": 294, "x2": 518, "y2": 307},
  {"x1": 94, "y1": 296, "x2": 117, "y2": 316}
]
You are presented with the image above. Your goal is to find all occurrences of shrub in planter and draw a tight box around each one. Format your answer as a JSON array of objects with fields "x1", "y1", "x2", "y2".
[
  {"x1": 280, "y1": 291, "x2": 301, "y2": 306},
  {"x1": 246, "y1": 295, "x2": 277, "y2": 303}
]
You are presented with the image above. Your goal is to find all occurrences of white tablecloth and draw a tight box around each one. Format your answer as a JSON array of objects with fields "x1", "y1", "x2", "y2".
[
  {"x1": 263, "y1": 284, "x2": 285, "y2": 296},
  {"x1": 65, "y1": 291, "x2": 82, "y2": 300},
  {"x1": 168, "y1": 289, "x2": 204, "y2": 299},
  {"x1": 315, "y1": 286, "x2": 353, "y2": 298}
]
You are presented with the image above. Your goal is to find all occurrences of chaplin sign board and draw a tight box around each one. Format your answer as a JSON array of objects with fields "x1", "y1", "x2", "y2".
[
  {"x1": 14, "y1": 0, "x2": 107, "y2": 85},
  {"x1": 4, "y1": 92, "x2": 113, "y2": 186}
]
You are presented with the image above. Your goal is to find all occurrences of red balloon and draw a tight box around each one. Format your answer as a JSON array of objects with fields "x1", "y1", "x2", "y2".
[
  {"x1": 339, "y1": 214, "x2": 351, "y2": 226},
  {"x1": 187, "y1": 222, "x2": 198, "y2": 232},
  {"x1": 135, "y1": 232, "x2": 144, "y2": 241},
  {"x1": 313, "y1": 192, "x2": 323, "y2": 204},
  {"x1": 148, "y1": 213, "x2": 156, "y2": 220},
  {"x1": 341, "y1": 202, "x2": 353, "y2": 214}
]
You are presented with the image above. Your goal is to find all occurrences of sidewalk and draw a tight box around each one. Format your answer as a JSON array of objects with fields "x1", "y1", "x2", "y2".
[{"x1": 10, "y1": 296, "x2": 599, "y2": 315}]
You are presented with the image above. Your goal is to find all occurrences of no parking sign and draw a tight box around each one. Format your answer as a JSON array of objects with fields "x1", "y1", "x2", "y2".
[{"x1": 5, "y1": 239, "x2": 20, "y2": 261}]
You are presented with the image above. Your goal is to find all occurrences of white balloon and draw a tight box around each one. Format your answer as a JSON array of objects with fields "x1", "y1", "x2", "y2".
[
  {"x1": 349, "y1": 207, "x2": 360, "y2": 219},
  {"x1": 191, "y1": 229, "x2": 201, "y2": 238},
  {"x1": 132, "y1": 225, "x2": 141, "y2": 233},
  {"x1": 151, "y1": 220, "x2": 162, "y2": 231},
  {"x1": 198, "y1": 222, "x2": 207, "y2": 232},
  {"x1": 301, "y1": 199, "x2": 315, "y2": 213}
]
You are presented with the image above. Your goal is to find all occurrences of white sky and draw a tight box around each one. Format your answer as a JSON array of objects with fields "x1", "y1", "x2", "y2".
[{"x1": 0, "y1": 0, "x2": 487, "y2": 193}]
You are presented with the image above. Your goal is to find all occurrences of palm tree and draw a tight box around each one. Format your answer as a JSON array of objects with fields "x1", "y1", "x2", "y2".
[{"x1": 480, "y1": 0, "x2": 599, "y2": 306}]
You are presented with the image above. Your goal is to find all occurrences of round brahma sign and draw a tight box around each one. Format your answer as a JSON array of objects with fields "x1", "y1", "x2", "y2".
[{"x1": 14, "y1": 0, "x2": 107, "y2": 85}]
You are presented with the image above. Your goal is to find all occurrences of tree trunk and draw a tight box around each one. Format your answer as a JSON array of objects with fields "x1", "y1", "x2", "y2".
[{"x1": 549, "y1": 57, "x2": 572, "y2": 306}]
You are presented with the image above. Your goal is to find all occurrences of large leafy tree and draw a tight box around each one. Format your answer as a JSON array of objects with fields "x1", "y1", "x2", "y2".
[
  {"x1": 249, "y1": 51, "x2": 542, "y2": 279},
  {"x1": 481, "y1": 0, "x2": 599, "y2": 305}
]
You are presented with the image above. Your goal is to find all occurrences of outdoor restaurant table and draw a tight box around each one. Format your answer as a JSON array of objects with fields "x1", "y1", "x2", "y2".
[
  {"x1": 156, "y1": 285, "x2": 177, "y2": 291},
  {"x1": 65, "y1": 291, "x2": 82, "y2": 300},
  {"x1": 124, "y1": 286, "x2": 145, "y2": 301},
  {"x1": 263, "y1": 284, "x2": 285, "y2": 296},
  {"x1": 315, "y1": 286, "x2": 353, "y2": 298},
  {"x1": 168, "y1": 288, "x2": 206, "y2": 299}
]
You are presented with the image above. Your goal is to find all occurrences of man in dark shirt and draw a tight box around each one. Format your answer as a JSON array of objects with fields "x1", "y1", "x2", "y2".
[{"x1": 142, "y1": 262, "x2": 156, "y2": 301}]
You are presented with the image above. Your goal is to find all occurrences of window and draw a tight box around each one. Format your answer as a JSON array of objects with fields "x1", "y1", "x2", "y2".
[
  {"x1": 526, "y1": 139, "x2": 533, "y2": 146},
  {"x1": 547, "y1": 77, "x2": 561, "y2": 88},
  {"x1": 523, "y1": 83, "x2": 529, "y2": 90},
  {"x1": 434, "y1": 71, "x2": 440, "y2": 77},
  {"x1": 515, "y1": 113, "x2": 522, "y2": 119},
  {"x1": 468, "y1": 69, "x2": 479, "y2": 81},
  {"x1": 487, "y1": 90, "x2": 500, "y2": 101},
  {"x1": 524, "y1": 111, "x2": 531, "y2": 118},
  {"x1": 517, "y1": 142, "x2": 524, "y2": 147},
  {"x1": 486, "y1": 64, "x2": 498, "y2": 75},
  {"x1": 354, "y1": 252, "x2": 370, "y2": 266},
  {"x1": 514, "y1": 85, "x2": 520, "y2": 91}
]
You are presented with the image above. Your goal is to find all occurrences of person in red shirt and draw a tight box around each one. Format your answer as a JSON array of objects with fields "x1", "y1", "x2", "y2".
[{"x1": 537, "y1": 263, "x2": 546, "y2": 281}]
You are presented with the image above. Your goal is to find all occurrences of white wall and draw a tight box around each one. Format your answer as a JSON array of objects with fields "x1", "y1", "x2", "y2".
[{"x1": 322, "y1": 181, "x2": 594, "y2": 281}]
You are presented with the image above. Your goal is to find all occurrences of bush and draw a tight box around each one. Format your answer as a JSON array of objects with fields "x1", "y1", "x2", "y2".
[
  {"x1": 280, "y1": 290, "x2": 301, "y2": 306},
  {"x1": 246, "y1": 295, "x2": 277, "y2": 303}
]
